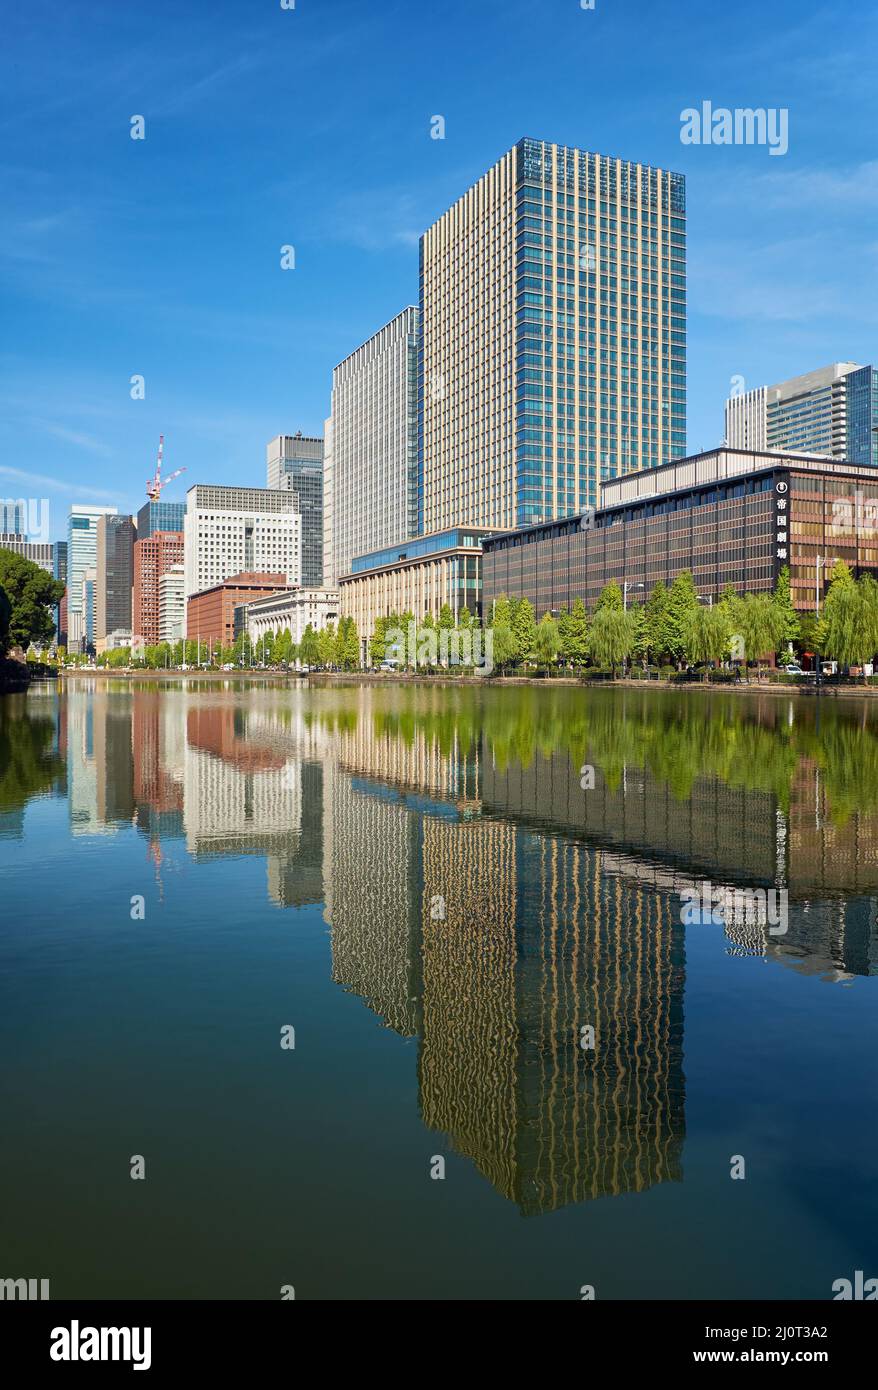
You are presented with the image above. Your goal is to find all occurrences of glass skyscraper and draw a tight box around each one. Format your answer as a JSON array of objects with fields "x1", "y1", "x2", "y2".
[
  {"x1": 136, "y1": 499, "x2": 186, "y2": 540},
  {"x1": 67, "y1": 505, "x2": 117, "y2": 648},
  {"x1": 418, "y1": 138, "x2": 687, "y2": 533},
  {"x1": 846, "y1": 366, "x2": 878, "y2": 467},
  {"x1": 266, "y1": 434, "x2": 325, "y2": 588}
]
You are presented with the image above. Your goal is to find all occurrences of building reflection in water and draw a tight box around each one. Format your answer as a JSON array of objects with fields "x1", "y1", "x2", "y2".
[{"x1": 11, "y1": 681, "x2": 877, "y2": 1215}]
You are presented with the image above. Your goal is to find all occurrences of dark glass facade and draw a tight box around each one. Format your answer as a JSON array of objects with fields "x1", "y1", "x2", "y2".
[
  {"x1": 483, "y1": 463, "x2": 878, "y2": 614},
  {"x1": 513, "y1": 139, "x2": 687, "y2": 528},
  {"x1": 137, "y1": 500, "x2": 186, "y2": 540},
  {"x1": 846, "y1": 366, "x2": 878, "y2": 468}
]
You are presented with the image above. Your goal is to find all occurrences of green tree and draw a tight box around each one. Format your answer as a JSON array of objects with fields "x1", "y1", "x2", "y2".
[
  {"x1": 588, "y1": 605, "x2": 638, "y2": 676},
  {"x1": 492, "y1": 594, "x2": 512, "y2": 628},
  {"x1": 299, "y1": 623, "x2": 321, "y2": 668},
  {"x1": 631, "y1": 603, "x2": 650, "y2": 668},
  {"x1": 335, "y1": 615, "x2": 360, "y2": 670},
  {"x1": 728, "y1": 593, "x2": 787, "y2": 676},
  {"x1": 438, "y1": 603, "x2": 455, "y2": 631},
  {"x1": 511, "y1": 597, "x2": 536, "y2": 665},
  {"x1": 685, "y1": 603, "x2": 731, "y2": 673},
  {"x1": 664, "y1": 570, "x2": 699, "y2": 666},
  {"x1": 318, "y1": 621, "x2": 336, "y2": 668},
  {"x1": 822, "y1": 568, "x2": 878, "y2": 667},
  {"x1": 273, "y1": 629, "x2": 293, "y2": 666},
  {"x1": 534, "y1": 613, "x2": 560, "y2": 671},
  {"x1": 643, "y1": 580, "x2": 670, "y2": 665},
  {"x1": 774, "y1": 565, "x2": 801, "y2": 653},
  {"x1": 0, "y1": 549, "x2": 64, "y2": 652},
  {"x1": 594, "y1": 581, "x2": 624, "y2": 612},
  {"x1": 490, "y1": 622, "x2": 517, "y2": 673},
  {"x1": 0, "y1": 583, "x2": 11, "y2": 656},
  {"x1": 370, "y1": 615, "x2": 387, "y2": 664},
  {"x1": 559, "y1": 596, "x2": 589, "y2": 667}
]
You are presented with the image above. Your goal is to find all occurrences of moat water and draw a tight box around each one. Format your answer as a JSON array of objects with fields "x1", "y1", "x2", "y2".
[{"x1": 1, "y1": 679, "x2": 876, "y2": 1298}]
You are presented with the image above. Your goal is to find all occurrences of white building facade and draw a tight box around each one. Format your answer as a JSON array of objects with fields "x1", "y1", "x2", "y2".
[
  {"x1": 158, "y1": 564, "x2": 185, "y2": 643},
  {"x1": 183, "y1": 485, "x2": 301, "y2": 600},
  {"x1": 328, "y1": 308, "x2": 419, "y2": 585},
  {"x1": 241, "y1": 587, "x2": 339, "y2": 646}
]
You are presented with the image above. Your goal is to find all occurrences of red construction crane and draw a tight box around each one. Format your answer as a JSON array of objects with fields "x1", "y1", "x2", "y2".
[{"x1": 146, "y1": 435, "x2": 186, "y2": 501}]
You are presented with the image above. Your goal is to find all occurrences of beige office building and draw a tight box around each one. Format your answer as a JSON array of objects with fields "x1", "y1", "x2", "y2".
[
  {"x1": 327, "y1": 308, "x2": 419, "y2": 585},
  {"x1": 419, "y1": 137, "x2": 687, "y2": 534},
  {"x1": 338, "y1": 527, "x2": 492, "y2": 651}
]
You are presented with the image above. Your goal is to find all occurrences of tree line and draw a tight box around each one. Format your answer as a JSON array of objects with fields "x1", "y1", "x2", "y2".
[{"x1": 364, "y1": 563, "x2": 878, "y2": 676}]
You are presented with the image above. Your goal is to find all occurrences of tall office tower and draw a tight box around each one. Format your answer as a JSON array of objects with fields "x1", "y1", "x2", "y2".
[
  {"x1": 183, "y1": 485, "x2": 301, "y2": 600},
  {"x1": 0, "y1": 501, "x2": 24, "y2": 533},
  {"x1": 67, "y1": 505, "x2": 118, "y2": 644},
  {"x1": 322, "y1": 416, "x2": 334, "y2": 588},
  {"x1": 53, "y1": 541, "x2": 68, "y2": 646},
  {"x1": 82, "y1": 567, "x2": 96, "y2": 651},
  {"x1": 158, "y1": 565, "x2": 185, "y2": 643},
  {"x1": 724, "y1": 385, "x2": 768, "y2": 451},
  {"x1": 133, "y1": 529, "x2": 184, "y2": 644},
  {"x1": 419, "y1": 138, "x2": 687, "y2": 533},
  {"x1": 265, "y1": 433, "x2": 324, "y2": 587},
  {"x1": 95, "y1": 514, "x2": 135, "y2": 646},
  {"x1": 328, "y1": 307, "x2": 419, "y2": 583},
  {"x1": 845, "y1": 365, "x2": 878, "y2": 466},
  {"x1": 136, "y1": 499, "x2": 186, "y2": 540},
  {"x1": 725, "y1": 362, "x2": 878, "y2": 464}
]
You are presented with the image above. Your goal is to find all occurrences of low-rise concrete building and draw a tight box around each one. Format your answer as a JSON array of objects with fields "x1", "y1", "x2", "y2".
[{"x1": 237, "y1": 587, "x2": 339, "y2": 646}]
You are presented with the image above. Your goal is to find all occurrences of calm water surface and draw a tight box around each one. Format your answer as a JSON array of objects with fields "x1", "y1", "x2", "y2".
[{"x1": 1, "y1": 679, "x2": 876, "y2": 1299}]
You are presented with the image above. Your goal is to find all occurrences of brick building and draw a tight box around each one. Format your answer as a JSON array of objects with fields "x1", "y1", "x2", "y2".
[
  {"x1": 133, "y1": 530, "x2": 185, "y2": 645},
  {"x1": 185, "y1": 572, "x2": 292, "y2": 647}
]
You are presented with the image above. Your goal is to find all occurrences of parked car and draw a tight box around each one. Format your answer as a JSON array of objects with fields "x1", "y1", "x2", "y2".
[{"x1": 784, "y1": 663, "x2": 804, "y2": 674}]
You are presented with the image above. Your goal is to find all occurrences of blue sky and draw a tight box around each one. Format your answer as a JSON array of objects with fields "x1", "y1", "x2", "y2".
[{"x1": 2, "y1": 0, "x2": 877, "y2": 541}]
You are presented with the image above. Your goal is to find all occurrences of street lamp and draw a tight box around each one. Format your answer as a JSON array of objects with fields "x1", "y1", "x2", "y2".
[
  {"x1": 815, "y1": 555, "x2": 839, "y2": 686},
  {"x1": 623, "y1": 580, "x2": 644, "y2": 610},
  {"x1": 815, "y1": 555, "x2": 838, "y2": 618}
]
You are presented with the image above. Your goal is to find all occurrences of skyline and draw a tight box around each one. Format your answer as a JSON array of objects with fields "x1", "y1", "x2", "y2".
[{"x1": 3, "y1": 0, "x2": 878, "y2": 542}]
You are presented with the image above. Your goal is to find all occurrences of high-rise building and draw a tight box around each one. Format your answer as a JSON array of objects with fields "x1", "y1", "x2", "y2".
[
  {"x1": 0, "y1": 502, "x2": 24, "y2": 534},
  {"x1": 322, "y1": 415, "x2": 334, "y2": 589},
  {"x1": 133, "y1": 530, "x2": 184, "y2": 645},
  {"x1": 158, "y1": 565, "x2": 185, "y2": 644},
  {"x1": 183, "y1": 485, "x2": 301, "y2": 601},
  {"x1": 95, "y1": 514, "x2": 135, "y2": 648},
  {"x1": 419, "y1": 138, "x2": 687, "y2": 533},
  {"x1": 844, "y1": 365, "x2": 878, "y2": 467},
  {"x1": 67, "y1": 505, "x2": 118, "y2": 641},
  {"x1": 136, "y1": 499, "x2": 186, "y2": 540},
  {"x1": 725, "y1": 363, "x2": 878, "y2": 465},
  {"x1": 53, "y1": 541, "x2": 68, "y2": 647},
  {"x1": 266, "y1": 434, "x2": 324, "y2": 587},
  {"x1": 82, "y1": 567, "x2": 96, "y2": 652},
  {"x1": 328, "y1": 308, "x2": 419, "y2": 583}
]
